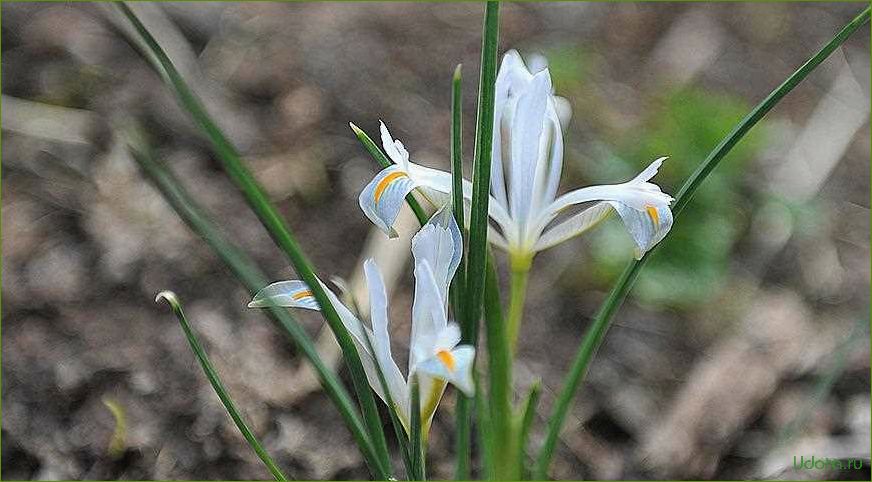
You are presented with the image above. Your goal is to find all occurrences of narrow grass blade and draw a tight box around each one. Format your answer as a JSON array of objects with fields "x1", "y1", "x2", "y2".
[
  {"x1": 463, "y1": 0, "x2": 499, "y2": 346},
  {"x1": 409, "y1": 376, "x2": 425, "y2": 480},
  {"x1": 449, "y1": 63, "x2": 474, "y2": 480},
  {"x1": 518, "y1": 381, "x2": 541, "y2": 479},
  {"x1": 533, "y1": 7, "x2": 871, "y2": 478},
  {"x1": 350, "y1": 122, "x2": 429, "y2": 225},
  {"x1": 126, "y1": 133, "x2": 383, "y2": 477},
  {"x1": 117, "y1": 4, "x2": 392, "y2": 476},
  {"x1": 155, "y1": 291, "x2": 288, "y2": 481},
  {"x1": 463, "y1": 23, "x2": 500, "y2": 482},
  {"x1": 473, "y1": 377, "x2": 494, "y2": 480},
  {"x1": 483, "y1": 249, "x2": 518, "y2": 480}
]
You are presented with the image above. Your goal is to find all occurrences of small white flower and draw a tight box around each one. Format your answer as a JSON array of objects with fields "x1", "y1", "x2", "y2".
[
  {"x1": 249, "y1": 208, "x2": 472, "y2": 432},
  {"x1": 357, "y1": 50, "x2": 674, "y2": 264}
]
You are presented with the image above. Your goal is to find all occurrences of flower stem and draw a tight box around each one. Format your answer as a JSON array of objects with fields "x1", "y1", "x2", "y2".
[{"x1": 506, "y1": 256, "x2": 531, "y2": 354}]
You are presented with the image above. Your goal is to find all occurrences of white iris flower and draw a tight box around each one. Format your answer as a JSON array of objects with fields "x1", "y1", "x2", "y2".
[
  {"x1": 248, "y1": 209, "x2": 472, "y2": 433},
  {"x1": 357, "y1": 50, "x2": 674, "y2": 266}
]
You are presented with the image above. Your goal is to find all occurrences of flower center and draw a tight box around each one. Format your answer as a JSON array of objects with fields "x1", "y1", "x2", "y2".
[
  {"x1": 645, "y1": 204, "x2": 659, "y2": 226},
  {"x1": 374, "y1": 171, "x2": 409, "y2": 204},
  {"x1": 292, "y1": 290, "x2": 313, "y2": 300},
  {"x1": 436, "y1": 349, "x2": 456, "y2": 372}
]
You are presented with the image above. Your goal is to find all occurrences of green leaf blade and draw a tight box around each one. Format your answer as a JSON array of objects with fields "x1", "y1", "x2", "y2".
[{"x1": 155, "y1": 291, "x2": 289, "y2": 481}]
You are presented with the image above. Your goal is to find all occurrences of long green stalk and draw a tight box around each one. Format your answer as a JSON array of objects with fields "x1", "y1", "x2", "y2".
[
  {"x1": 117, "y1": 4, "x2": 391, "y2": 477},
  {"x1": 463, "y1": 0, "x2": 500, "y2": 347},
  {"x1": 518, "y1": 381, "x2": 541, "y2": 479},
  {"x1": 533, "y1": 7, "x2": 871, "y2": 479},
  {"x1": 449, "y1": 63, "x2": 476, "y2": 480},
  {"x1": 409, "y1": 377, "x2": 425, "y2": 480},
  {"x1": 127, "y1": 135, "x2": 383, "y2": 475},
  {"x1": 505, "y1": 263, "x2": 530, "y2": 354},
  {"x1": 461, "y1": 4, "x2": 500, "y2": 479},
  {"x1": 484, "y1": 250, "x2": 517, "y2": 480},
  {"x1": 155, "y1": 291, "x2": 288, "y2": 481}
]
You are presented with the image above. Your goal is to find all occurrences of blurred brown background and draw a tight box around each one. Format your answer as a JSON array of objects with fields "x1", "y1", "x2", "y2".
[{"x1": 2, "y1": 2, "x2": 870, "y2": 480}]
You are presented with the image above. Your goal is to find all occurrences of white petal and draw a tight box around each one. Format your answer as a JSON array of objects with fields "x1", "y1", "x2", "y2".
[
  {"x1": 379, "y1": 121, "x2": 410, "y2": 170},
  {"x1": 359, "y1": 165, "x2": 418, "y2": 238},
  {"x1": 248, "y1": 280, "x2": 320, "y2": 310},
  {"x1": 537, "y1": 158, "x2": 674, "y2": 256},
  {"x1": 434, "y1": 322, "x2": 461, "y2": 351},
  {"x1": 631, "y1": 156, "x2": 668, "y2": 184},
  {"x1": 608, "y1": 200, "x2": 673, "y2": 259},
  {"x1": 547, "y1": 158, "x2": 675, "y2": 214},
  {"x1": 414, "y1": 345, "x2": 475, "y2": 397},
  {"x1": 364, "y1": 260, "x2": 409, "y2": 414},
  {"x1": 509, "y1": 70, "x2": 551, "y2": 227},
  {"x1": 553, "y1": 95, "x2": 573, "y2": 128},
  {"x1": 411, "y1": 206, "x2": 463, "y2": 299},
  {"x1": 409, "y1": 260, "x2": 448, "y2": 372},
  {"x1": 534, "y1": 202, "x2": 613, "y2": 252}
]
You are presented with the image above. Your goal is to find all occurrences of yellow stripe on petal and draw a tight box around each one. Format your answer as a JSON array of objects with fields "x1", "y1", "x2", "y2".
[
  {"x1": 436, "y1": 349, "x2": 456, "y2": 372},
  {"x1": 374, "y1": 171, "x2": 409, "y2": 204},
  {"x1": 292, "y1": 290, "x2": 313, "y2": 300},
  {"x1": 645, "y1": 204, "x2": 659, "y2": 226}
]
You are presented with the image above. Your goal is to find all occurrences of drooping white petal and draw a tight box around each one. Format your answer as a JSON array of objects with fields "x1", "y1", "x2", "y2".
[
  {"x1": 248, "y1": 280, "x2": 320, "y2": 310},
  {"x1": 608, "y1": 199, "x2": 673, "y2": 259},
  {"x1": 364, "y1": 259, "x2": 409, "y2": 414},
  {"x1": 546, "y1": 158, "x2": 674, "y2": 214},
  {"x1": 411, "y1": 206, "x2": 463, "y2": 299},
  {"x1": 249, "y1": 278, "x2": 391, "y2": 405},
  {"x1": 415, "y1": 345, "x2": 475, "y2": 397},
  {"x1": 534, "y1": 202, "x2": 613, "y2": 252},
  {"x1": 539, "y1": 158, "x2": 674, "y2": 258},
  {"x1": 359, "y1": 164, "x2": 418, "y2": 238},
  {"x1": 409, "y1": 260, "x2": 448, "y2": 373}
]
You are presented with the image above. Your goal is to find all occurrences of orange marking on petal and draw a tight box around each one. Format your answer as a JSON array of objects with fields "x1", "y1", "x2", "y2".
[
  {"x1": 645, "y1": 204, "x2": 660, "y2": 226},
  {"x1": 292, "y1": 290, "x2": 313, "y2": 301},
  {"x1": 436, "y1": 350, "x2": 456, "y2": 372},
  {"x1": 373, "y1": 171, "x2": 408, "y2": 204}
]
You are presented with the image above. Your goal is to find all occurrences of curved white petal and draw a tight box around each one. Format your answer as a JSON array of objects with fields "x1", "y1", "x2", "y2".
[
  {"x1": 546, "y1": 158, "x2": 674, "y2": 214},
  {"x1": 359, "y1": 164, "x2": 418, "y2": 238},
  {"x1": 608, "y1": 200, "x2": 673, "y2": 259},
  {"x1": 537, "y1": 158, "x2": 674, "y2": 256},
  {"x1": 364, "y1": 259, "x2": 409, "y2": 413},
  {"x1": 248, "y1": 280, "x2": 320, "y2": 310},
  {"x1": 379, "y1": 121, "x2": 410, "y2": 171},
  {"x1": 534, "y1": 202, "x2": 613, "y2": 252},
  {"x1": 409, "y1": 260, "x2": 448, "y2": 373},
  {"x1": 415, "y1": 345, "x2": 475, "y2": 397},
  {"x1": 411, "y1": 206, "x2": 463, "y2": 299}
]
